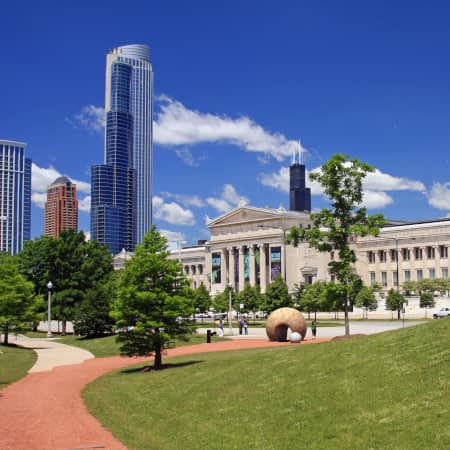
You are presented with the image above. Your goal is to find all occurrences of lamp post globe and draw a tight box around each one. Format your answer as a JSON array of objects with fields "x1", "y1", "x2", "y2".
[{"x1": 47, "y1": 281, "x2": 53, "y2": 337}]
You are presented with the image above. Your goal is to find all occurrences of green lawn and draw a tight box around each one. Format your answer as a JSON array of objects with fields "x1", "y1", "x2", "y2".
[
  {"x1": 84, "y1": 319, "x2": 450, "y2": 449},
  {"x1": 56, "y1": 333, "x2": 228, "y2": 358},
  {"x1": 0, "y1": 345, "x2": 37, "y2": 389}
]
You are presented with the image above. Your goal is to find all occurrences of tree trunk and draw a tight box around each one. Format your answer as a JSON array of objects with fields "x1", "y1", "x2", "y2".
[
  {"x1": 344, "y1": 292, "x2": 350, "y2": 337},
  {"x1": 397, "y1": 309, "x2": 401, "y2": 320},
  {"x1": 3, "y1": 329, "x2": 8, "y2": 345},
  {"x1": 154, "y1": 328, "x2": 162, "y2": 370},
  {"x1": 62, "y1": 320, "x2": 67, "y2": 335}
]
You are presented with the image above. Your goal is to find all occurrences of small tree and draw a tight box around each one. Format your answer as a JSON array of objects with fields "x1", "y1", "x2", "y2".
[
  {"x1": 385, "y1": 289, "x2": 406, "y2": 320},
  {"x1": 299, "y1": 281, "x2": 328, "y2": 320},
  {"x1": 112, "y1": 227, "x2": 194, "y2": 370},
  {"x1": 73, "y1": 275, "x2": 116, "y2": 337},
  {"x1": 193, "y1": 283, "x2": 211, "y2": 314},
  {"x1": 286, "y1": 154, "x2": 385, "y2": 335},
  {"x1": 419, "y1": 291, "x2": 435, "y2": 319},
  {"x1": 355, "y1": 286, "x2": 378, "y2": 319},
  {"x1": 0, "y1": 254, "x2": 36, "y2": 345},
  {"x1": 237, "y1": 284, "x2": 263, "y2": 319},
  {"x1": 264, "y1": 275, "x2": 292, "y2": 314},
  {"x1": 213, "y1": 286, "x2": 235, "y2": 317}
]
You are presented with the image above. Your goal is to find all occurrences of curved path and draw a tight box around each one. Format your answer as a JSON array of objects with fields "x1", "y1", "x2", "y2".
[{"x1": 0, "y1": 337, "x2": 330, "y2": 450}]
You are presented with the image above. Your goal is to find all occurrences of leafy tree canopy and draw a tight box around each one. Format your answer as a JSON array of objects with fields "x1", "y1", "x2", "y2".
[
  {"x1": 286, "y1": 154, "x2": 385, "y2": 335},
  {"x1": 264, "y1": 275, "x2": 292, "y2": 314},
  {"x1": 112, "y1": 226, "x2": 194, "y2": 369},
  {"x1": 0, "y1": 254, "x2": 37, "y2": 344}
]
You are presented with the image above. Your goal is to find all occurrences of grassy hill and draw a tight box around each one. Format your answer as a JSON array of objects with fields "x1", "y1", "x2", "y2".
[
  {"x1": 84, "y1": 320, "x2": 450, "y2": 449},
  {"x1": 0, "y1": 345, "x2": 37, "y2": 389}
]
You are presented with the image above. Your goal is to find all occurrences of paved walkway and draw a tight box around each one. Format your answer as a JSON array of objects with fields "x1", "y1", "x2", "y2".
[
  {"x1": 11, "y1": 335, "x2": 95, "y2": 372},
  {"x1": 0, "y1": 337, "x2": 330, "y2": 450}
]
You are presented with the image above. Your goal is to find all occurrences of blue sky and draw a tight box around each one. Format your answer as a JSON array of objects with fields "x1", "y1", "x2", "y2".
[{"x1": 2, "y1": 0, "x2": 450, "y2": 248}]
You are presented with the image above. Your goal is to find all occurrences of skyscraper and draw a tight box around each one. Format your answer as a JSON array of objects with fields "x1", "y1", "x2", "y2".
[
  {"x1": 44, "y1": 176, "x2": 78, "y2": 238},
  {"x1": 0, "y1": 140, "x2": 31, "y2": 255},
  {"x1": 91, "y1": 44, "x2": 153, "y2": 254},
  {"x1": 289, "y1": 148, "x2": 311, "y2": 212}
]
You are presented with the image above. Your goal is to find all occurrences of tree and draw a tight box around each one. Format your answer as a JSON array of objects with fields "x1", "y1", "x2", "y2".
[
  {"x1": 286, "y1": 154, "x2": 385, "y2": 335},
  {"x1": 355, "y1": 286, "x2": 378, "y2": 319},
  {"x1": 0, "y1": 254, "x2": 37, "y2": 345},
  {"x1": 419, "y1": 291, "x2": 435, "y2": 318},
  {"x1": 237, "y1": 284, "x2": 263, "y2": 319},
  {"x1": 18, "y1": 231, "x2": 113, "y2": 334},
  {"x1": 264, "y1": 275, "x2": 292, "y2": 314},
  {"x1": 298, "y1": 281, "x2": 328, "y2": 320},
  {"x1": 72, "y1": 274, "x2": 116, "y2": 337},
  {"x1": 385, "y1": 289, "x2": 406, "y2": 320},
  {"x1": 192, "y1": 283, "x2": 211, "y2": 315},
  {"x1": 112, "y1": 227, "x2": 194, "y2": 370}
]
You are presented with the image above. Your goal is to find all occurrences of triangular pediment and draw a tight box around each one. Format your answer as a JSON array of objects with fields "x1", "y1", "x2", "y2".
[{"x1": 209, "y1": 206, "x2": 297, "y2": 228}]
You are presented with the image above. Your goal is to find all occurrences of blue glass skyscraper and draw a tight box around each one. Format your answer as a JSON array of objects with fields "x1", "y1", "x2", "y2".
[
  {"x1": 0, "y1": 140, "x2": 31, "y2": 255},
  {"x1": 91, "y1": 44, "x2": 153, "y2": 253}
]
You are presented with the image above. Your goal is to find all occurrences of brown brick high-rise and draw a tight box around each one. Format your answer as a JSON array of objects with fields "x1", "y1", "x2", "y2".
[{"x1": 44, "y1": 176, "x2": 78, "y2": 237}]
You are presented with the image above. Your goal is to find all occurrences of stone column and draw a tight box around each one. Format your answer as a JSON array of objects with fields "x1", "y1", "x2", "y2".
[
  {"x1": 238, "y1": 246, "x2": 245, "y2": 292},
  {"x1": 220, "y1": 248, "x2": 227, "y2": 291},
  {"x1": 228, "y1": 247, "x2": 235, "y2": 289},
  {"x1": 259, "y1": 243, "x2": 267, "y2": 293},
  {"x1": 249, "y1": 245, "x2": 256, "y2": 287}
]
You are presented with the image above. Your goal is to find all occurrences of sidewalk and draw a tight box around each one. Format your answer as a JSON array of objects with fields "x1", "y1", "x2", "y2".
[{"x1": 11, "y1": 335, "x2": 94, "y2": 372}]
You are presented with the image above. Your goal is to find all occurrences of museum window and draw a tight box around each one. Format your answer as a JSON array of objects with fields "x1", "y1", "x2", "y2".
[
  {"x1": 429, "y1": 268, "x2": 435, "y2": 279},
  {"x1": 390, "y1": 249, "x2": 398, "y2": 262},
  {"x1": 198, "y1": 264, "x2": 203, "y2": 275},
  {"x1": 378, "y1": 250, "x2": 387, "y2": 263},
  {"x1": 370, "y1": 271, "x2": 376, "y2": 286},
  {"x1": 414, "y1": 247, "x2": 423, "y2": 260},
  {"x1": 427, "y1": 246, "x2": 435, "y2": 259},
  {"x1": 442, "y1": 268, "x2": 449, "y2": 279},
  {"x1": 439, "y1": 246, "x2": 448, "y2": 258},
  {"x1": 404, "y1": 270, "x2": 411, "y2": 282},
  {"x1": 402, "y1": 248, "x2": 411, "y2": 261},
  {"x1": 191, "y1": 265, "x2": 196, "y2": 275},
  {"x1": 417, "y1": 269, "x2": 423, "y2": 281},
  {"x1": 367, "y1": 251, "x2": 375, "y2": 263},
  {"x1": 184, "y1": 265, "x2": 189, "y2": 274},
  {"x1": 381, "y1": 271, "x2": 387, "y2": 287},
  {"x1": 393, "y1": 271, "x2": 398, "y2": 286}
]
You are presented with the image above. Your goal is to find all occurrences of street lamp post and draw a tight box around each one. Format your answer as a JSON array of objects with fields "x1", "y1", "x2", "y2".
[
  {"x1": 47, "y1": 281, "x2": 53, "y2": 337},
  {"x1": 228, "y1": 282, "x2": 233, "y2": 335}
]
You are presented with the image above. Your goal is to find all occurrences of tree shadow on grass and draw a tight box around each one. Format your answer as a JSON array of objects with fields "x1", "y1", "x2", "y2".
[{"x1": 121, "y1": 360, "x2": 204, "y2": 374}]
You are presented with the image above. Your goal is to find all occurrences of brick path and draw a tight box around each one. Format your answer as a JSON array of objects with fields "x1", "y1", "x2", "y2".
[{"x1": 0, "y1": 338, "x2": 330, "y2": 450}]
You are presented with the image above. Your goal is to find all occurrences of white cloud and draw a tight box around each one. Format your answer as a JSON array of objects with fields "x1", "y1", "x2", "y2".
[
  {"x1": 259, "y1": 165, "x2": 424, "y2": 210},
  {"x1": 153, "y1": 95, "x2": 302, "y2": 161},
  {"x1": 174, "y1": 148, "x2": 204, "y2": 167},
  {"x1": 206, "y1": 184, "x2": 249, "y2": 213},
  {"x1": 364, "y1": 170, "x2": 425, "y2": 192},
  {"x1": 78, "y1": 196, "x2": 91, "y2": 212},
  {"x1": 153, "y1": 196, "x2": 195, "y2": 225},
  {"x1": 361, "y1": 190, "x2": 394, "y2": 209},
  {"x1": 67, "y1": 105, "x2": 105, "y2": 133},
  {"x1": 428, "y1": 182, "x2": 450, "y2": 210},
  {"x1": 161, "y1": 191, "x2": 205, "y2": 208},
  {"x1": 31, "y1": 163, "x2": 91, "y2": 210},
  {"x1": 31, "y1": 192, "x2": 47, "y2": 209}
]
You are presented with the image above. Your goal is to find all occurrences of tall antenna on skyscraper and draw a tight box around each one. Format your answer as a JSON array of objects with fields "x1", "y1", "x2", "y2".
[{"x1": 298, "y1": 140, "x2": 304, "y2": 165}]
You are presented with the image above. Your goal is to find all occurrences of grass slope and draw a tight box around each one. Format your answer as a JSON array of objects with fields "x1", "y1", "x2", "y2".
[
  {"x1": 0, "y1": 345, "x2": 37, "y2": 389},
  {"x1": 84, "y1": 320, "x2": 450, "y2": 449}
]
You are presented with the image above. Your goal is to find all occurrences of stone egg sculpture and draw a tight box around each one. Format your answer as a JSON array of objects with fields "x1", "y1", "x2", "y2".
[
  {"x1": 266, "y1": 307, "x2": 307, "y2": 342},
  {"x1": 290, "y1": 331, "x2": 302, "y2": 343}
]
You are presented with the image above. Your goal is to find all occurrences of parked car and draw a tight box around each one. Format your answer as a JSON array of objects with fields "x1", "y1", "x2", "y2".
[{"x1": 433, "y1": 307, "x2": 450, "y2": 319}]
